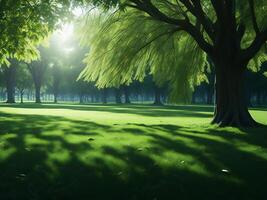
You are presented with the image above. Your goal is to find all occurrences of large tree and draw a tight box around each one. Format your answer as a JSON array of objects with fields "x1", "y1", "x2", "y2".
[
  {"x1": 0, "y1": 0, "x2": 77, "y2": 104},
  {"x1": 81, "y1": 0, "x2": 267, "y2": 127}
]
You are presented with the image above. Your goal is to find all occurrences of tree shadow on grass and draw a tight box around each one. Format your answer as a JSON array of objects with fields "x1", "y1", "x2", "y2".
[
  {"x1": 0, "y1": 103, "x2": 214, "y2": 118},
  {"x1": 0, "y1": 112, "x2": 267, "y2": 199}
]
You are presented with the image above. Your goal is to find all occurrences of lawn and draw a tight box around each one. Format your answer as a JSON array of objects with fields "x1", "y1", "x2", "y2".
[{"x1": 0, "y1": 103, "x2": 267, "y2": 200}]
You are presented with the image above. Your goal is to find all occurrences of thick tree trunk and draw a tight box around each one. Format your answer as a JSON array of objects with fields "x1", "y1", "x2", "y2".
[
  {"x1": 35, "y1": 85, "x2": 41, "y2": 103},
  {"x1": 212, "y1": 59, "x2": 258, "y2": 127},
  {"x1": 5, "y1": 65, "x2": 16, "y2": 103},
  {"x1": 246, "y1": 90, "x2": 252, "y2": 107},
  {"x1": 123, "y1": 86, "x2": 131, "y2": 104}
]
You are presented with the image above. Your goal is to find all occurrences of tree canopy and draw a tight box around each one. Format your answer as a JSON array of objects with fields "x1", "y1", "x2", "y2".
[
  {"x1": 80, "y1": 1, "x2": 267, "y2": 102},
  {"x1": 80, "y1": 0, "x2": 267, "y2": 126},
  {"x1": 0, "y1": 0, "x2": 75, "y2": 65}
]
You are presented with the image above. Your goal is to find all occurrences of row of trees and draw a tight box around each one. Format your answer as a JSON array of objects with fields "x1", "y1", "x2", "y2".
[
  {"x1": 1, "y1": 0, "x2": 267, "y2": 127},
  {"x1": 1, "y1": 49, "x2": 266, "y2": 106},
  {"x1": 0, "y1": 65, "x2": 167, "y2": 105},
  {"x1": 0, "y1": 40, "x2": 167, "y2": 105}
]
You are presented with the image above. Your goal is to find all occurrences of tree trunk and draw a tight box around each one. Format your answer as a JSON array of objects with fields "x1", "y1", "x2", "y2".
[
  {"x1": 115, "y1": 88, "x2": 122, "y2": 104},
  {"x1": 91, "y1": 95, "x2": 95, "y2": 103},
  {"x1": 102, "y1": 89, "x2": 107, "y2": 104},
  {"x1": 212, "y1": 59, "x2": 258, "y2": 127},
  {"x1": 35, "y1": 85, "x2": 41, "y2": 103},
  {"x1": 123, "y1": 86, "x2": 131, "y2": 104},
  {"x1": 20, "y1": 91, "x2": 24, "y2": 104},
  {"x1": 5, "y1": 65, "x2": 16, "y2": 103},
  {"x1": 191, "y1": 92, "x2": 196, "y2": 104},
  {"x1": 79, "y1": 94, "x2": 84, "y2": 104},
  {"x1": 54, "y1": 93, "x2": 58, "y2": 103},
  {"x1": 153, "y1": 85, "x2": 162, "y2": 105}
]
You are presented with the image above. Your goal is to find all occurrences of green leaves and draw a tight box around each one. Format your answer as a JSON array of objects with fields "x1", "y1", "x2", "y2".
[
  {"x1": 80, "y1": 9, "x2": 207, "y2": 102},
  {"x1": 0, "y1": 0, "x2": 73, "y2": 64}
]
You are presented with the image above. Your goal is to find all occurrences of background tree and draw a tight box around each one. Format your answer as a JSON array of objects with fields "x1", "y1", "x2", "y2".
[
  {"x1": 16, "y1": 63, "x2": 33, "y2": 103},
  {"x1": 246, "y1": 62, "x2": 267, "y2": 106},
  {"x1": 0, "y1": 0, "x2": 77, "y2": 105},
  {"x1": 81, "y1": 0, "x2": 267, "y2": 127},
  {"x1": 3, "y1": 60, "x2": 18, "y2": 103},
  {"x1": 123, "y1": 85, "x2": 131, "y2": 104},
  {"x1": 27, "y1": 47, "x2": 49, "y2": 103},
  {"x1": 101, "y1": 88, "x2": 108, "y2": 104},
  {"x1": 44, "y1": 35, "x2": 66, "y2": 103},
  {"x1": 51, "y1": 63, "x2": 62, "y2": 103},
  {"x1": 114, "y1": 87, "x2": 122, "y2": 104},
  {"x1": 0, "y1": 68, "x2": 5, "y2": 101}
]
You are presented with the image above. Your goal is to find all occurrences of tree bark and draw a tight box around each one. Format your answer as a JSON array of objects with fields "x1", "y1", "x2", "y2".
[
  {"x1": 20, "y1": 91, "x2": 24, "y2": 104},
  {"x1": 5, "y1": 64, "x2": 16, "y2": 103},
  {"x1": 35, "y1": 85, "x2": 41, "y2": 103},
  {"x1": 212, "y1": 59, "x2": 258, "y2": 127}
]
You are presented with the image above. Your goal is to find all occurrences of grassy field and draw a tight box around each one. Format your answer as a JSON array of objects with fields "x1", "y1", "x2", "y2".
[{"x1": 0, "y1": 103, "x2": 267, "y2": 200}]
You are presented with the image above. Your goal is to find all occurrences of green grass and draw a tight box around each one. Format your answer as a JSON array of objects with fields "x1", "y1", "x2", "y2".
[{"x1": 0, "y1": 103, "x2": 267, "y2": 200}]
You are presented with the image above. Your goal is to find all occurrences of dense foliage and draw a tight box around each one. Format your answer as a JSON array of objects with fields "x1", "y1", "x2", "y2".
[
  {"x1": 0, "y1": 0, "x2": 73, "y2": 65},
  {"x1": 80, "y1": 1, "x2": 267, "y2": 102},
  {"x1": 79, "y1": 0, "x2": 267, "y2": 126},
  {"x1": 80, "y1": 11, "x2": 207, "y2": 102}
]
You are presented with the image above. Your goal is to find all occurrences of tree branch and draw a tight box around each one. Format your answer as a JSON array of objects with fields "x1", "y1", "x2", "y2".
[
  {"x1": 248, "y1": 0, "x2": 260, "y2": 35},
  {"x1": 210, "y1": 0, "x2": 224, "y2": 24},
  {"x1": 242, "y1": 28, "x2": 267, "y2": 61},
  {"x1": 128, "y1": 0, "x2": 213, "y2": 53},
  {"x1": 180, "y1": 0, "x2": 215, "y2": 41}
]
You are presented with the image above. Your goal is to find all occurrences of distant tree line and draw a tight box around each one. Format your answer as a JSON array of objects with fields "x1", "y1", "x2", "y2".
[
  {"x1": 1, "y1": 58, "x2": 266, "y2": 107},
  {"x1": 0, "y1": 60, "x2": 167, "y2": 105}
]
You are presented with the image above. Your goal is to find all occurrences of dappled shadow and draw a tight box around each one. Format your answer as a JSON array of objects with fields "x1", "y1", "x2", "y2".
[
  {"x1": 0, "y1": 103, "x2": 214, "y2": 118},
  {"x1": 0, "y1": 111, "x2": 267, "y2": 199}
]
